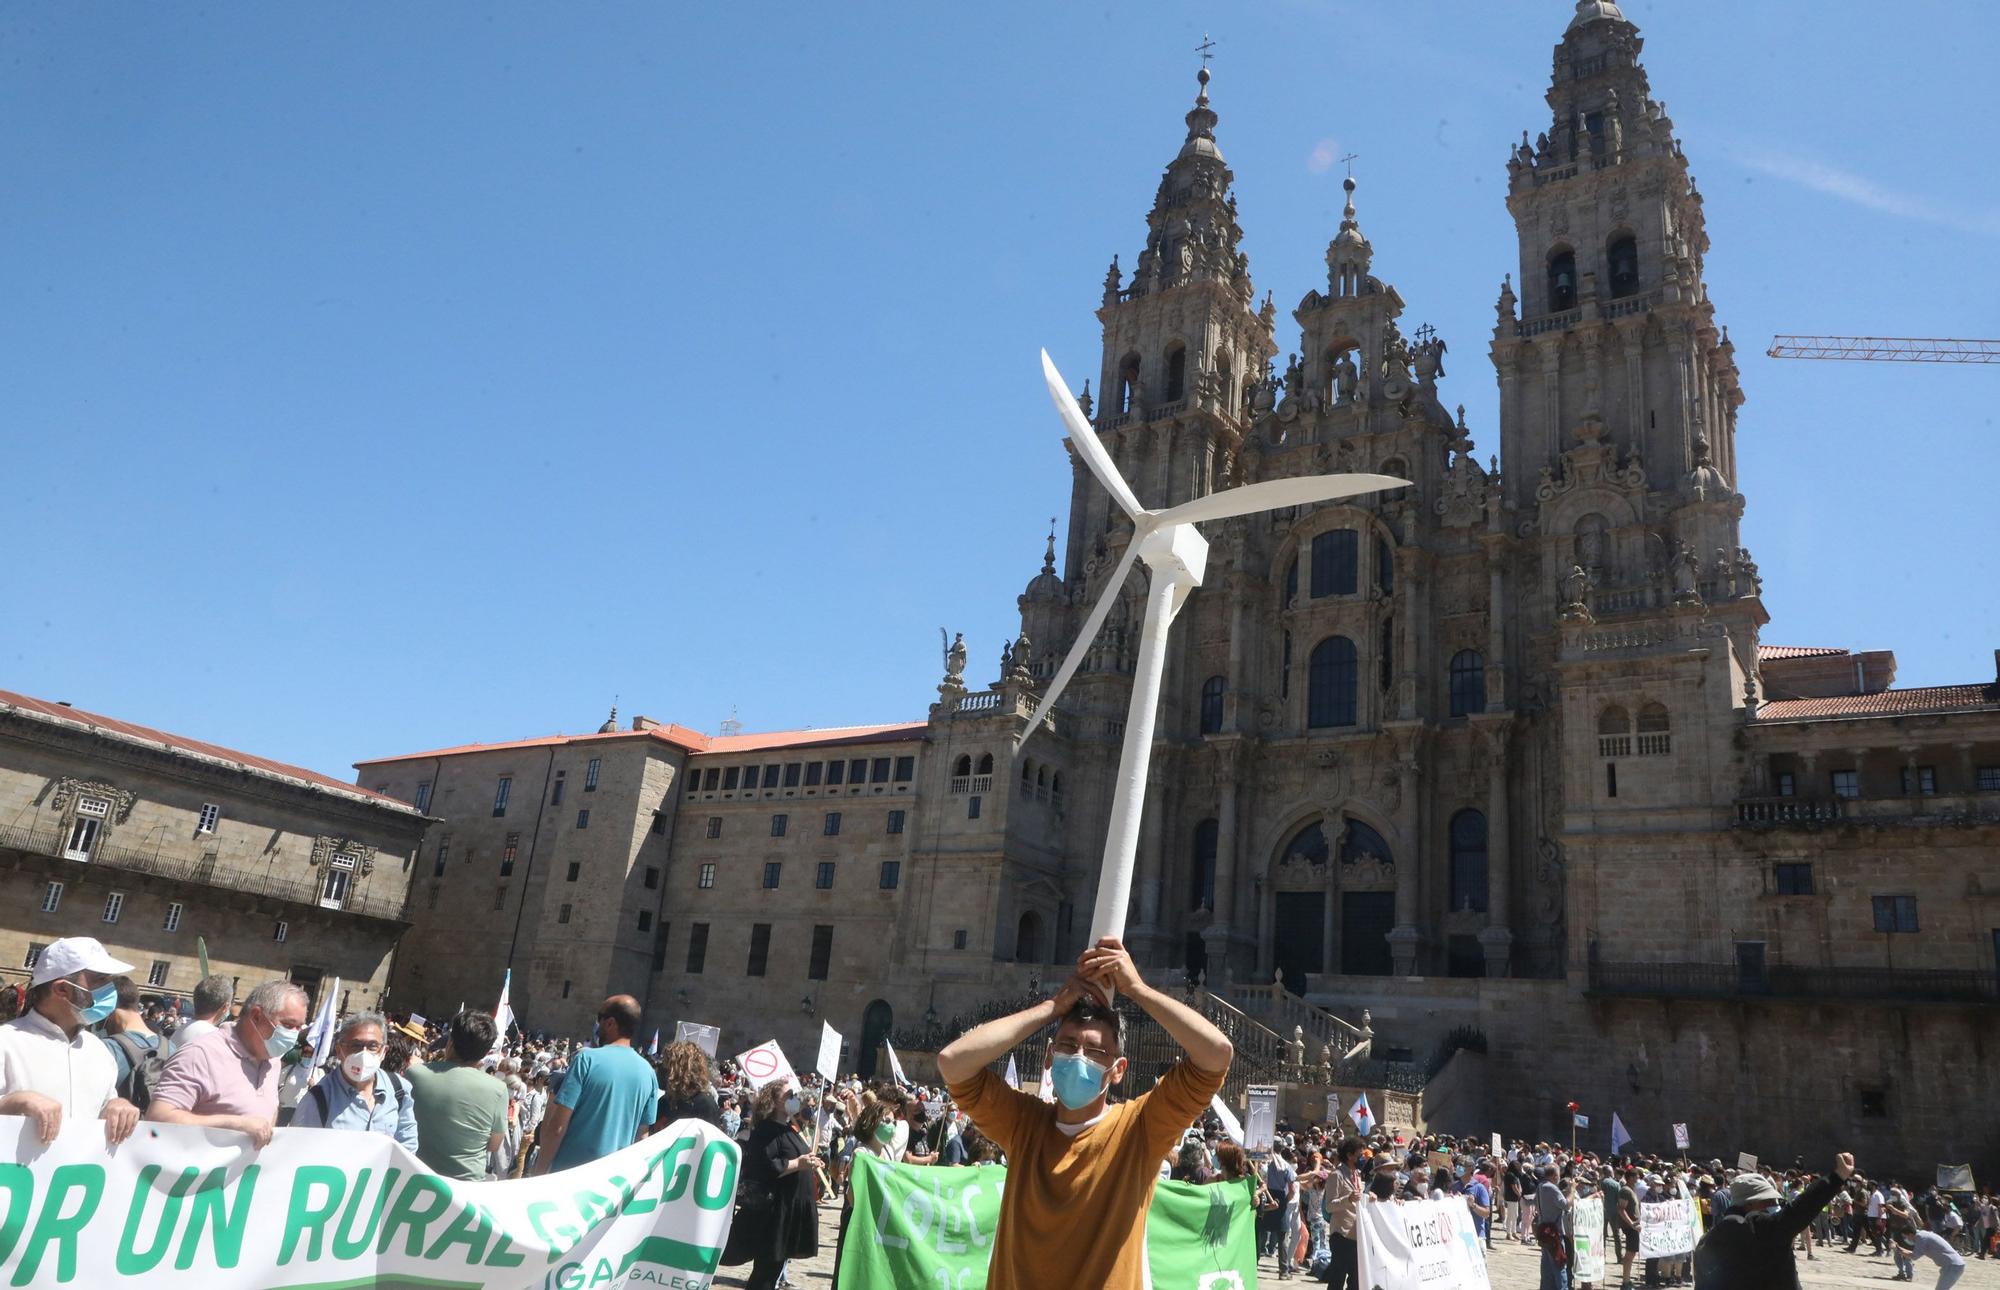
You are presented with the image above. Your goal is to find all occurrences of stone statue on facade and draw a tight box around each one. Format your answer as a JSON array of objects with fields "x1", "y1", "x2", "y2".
[
  {"x1": 1671, "y1": 544, "x2": 1702, "y2": 605},
  {"x1": 1333, "y1": 349, "x2": 1360, "y2": 405},
  {"x1": 1560, "y1": 565, "x2": 1593, "y2": 621}
]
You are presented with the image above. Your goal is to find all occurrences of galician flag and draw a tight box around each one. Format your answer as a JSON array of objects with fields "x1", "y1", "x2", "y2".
[
  {"x1": 1004, "y1": 1054, "x2": 1019, "y2": 1090},
  {"x1": 1348, "y1": 1092, "x2": 1376, "y2": 1135},
  {"x1": 494, "y1": 970, "x2": 515, "y2": 1039},
  {"x1": 302, "y1": 976, "x2": 341, "y2": 1059},
  {"x1": 1611, "y1": 1111, "x2": 1633, "y2": 1155}
]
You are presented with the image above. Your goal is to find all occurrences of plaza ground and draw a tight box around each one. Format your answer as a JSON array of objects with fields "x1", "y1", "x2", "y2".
[{"x1": 717, "y1": 1199, "x2": 2000, "y2": 1287}]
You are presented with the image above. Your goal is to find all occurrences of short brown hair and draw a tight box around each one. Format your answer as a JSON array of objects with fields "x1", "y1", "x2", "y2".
[{"x1": 1058, "y1": 996, "x2": 1126, "y2": 1056}]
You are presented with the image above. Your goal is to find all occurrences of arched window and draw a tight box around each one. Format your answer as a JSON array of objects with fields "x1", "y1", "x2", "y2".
[
  {"x1": 1164, "y1": 345, "x2": 1187, "y2": 402},
  {"x1": 1548, "y1": 249, "x2": 1578, "y2": 312},
  {"x1": 1020, "y1": 759, "x2": 1035, "y2": 794},
  {"x1": 1200, "y1": 675, "x2": 1226, "y2": 734},
  {"x1": 1307, "y1": 637, "x2": 1358, "y2": 728},
  {"x1": 1449, "y1": 809, "x2": 1489, "y2": 913},
  {"x1": 1215, "y1": 349, "x2": 1234, "y2": 408},
  {"x1": 1117, "y1": 354, "x2": 1141, "y2": 415},
  {"x1": 1190, "y1": 819, "x2": 1218, "y2": 911},
  {"x1": 1311, "y1": 530, "x2": 1358, "y2": 598},
  {"x1": 1377, "y1": 535, "x2": 1395, "y2": 594},
  {"x1": 1035, "y1": 766, "x2": 1048, "y2": 799},
  {"x1": 1050, "y1": 771, "x2": 1063, "y2": 802},
  {"x1": 1637, "y1": 702, "x2": 1672, "y2": 756},
  {"x1": 1283, "y1": 557, "x2": 1299, "y2": 609},
  {"x1": 1607, "y1": 234, "x2": 1640, "y2": 298},
  {"x1": 1379, "y1": 616, "x2": 1394, "y2": 693},
  {"x1": 1016, "y1": 911, "x2": 1044, "y2": 964},
  {"x1": 1597, "y1": 705, "x2": 1631, "y2": 758},
  {"x1": 1574, "y1": 512, "x2": 1610, "y2": 571},
  {"x1": 954, "y1": 753, "x2": 973, "y2": 778},
  {"x1": 1339, "y1": 817, "x2": 1392, "y2": 866},
  {"x1": 975, "y1": 752, "x2": 995, "y2": 777},
  {"x1": 1449, "y1": 650, "x2": 1487, "y2": 718}
]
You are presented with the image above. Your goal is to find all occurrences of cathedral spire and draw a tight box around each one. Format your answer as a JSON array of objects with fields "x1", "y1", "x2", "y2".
[{"x1": 1326, "y1": 174, "x2": 1375, "y2": 294}]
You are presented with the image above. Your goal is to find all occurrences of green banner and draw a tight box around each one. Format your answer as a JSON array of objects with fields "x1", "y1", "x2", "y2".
[{"x1": 841, "y1": 1153, "x2": 1258, "y2": 1288}]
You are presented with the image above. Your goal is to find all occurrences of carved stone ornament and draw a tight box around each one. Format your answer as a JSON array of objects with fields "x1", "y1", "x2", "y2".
[
  {"x1": 49, "y1": 777, "x2": 137, "y2": 824},
  {"x1": 311, "y1": 835, "x2": 378, "y2": 877}
]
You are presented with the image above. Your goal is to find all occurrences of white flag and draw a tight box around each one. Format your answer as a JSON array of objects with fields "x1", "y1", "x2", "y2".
[
  {"x1": 1348, "y1": 1092, "x2": 1376, "y2": 1135},
  {"x1": 493, "y1": 970, "x2": 515, "y2": 1039},
  {"x1": 1210, "y1": 1094, "x2": 1245, "y2": 1144},
  {"x1": 302, "y1": 976, "x2": 341, "y2": 1059},
  {"x1": 1611, "y1": 1112, "x2": 1633, "y2": 1154},
  {"x1": 815, "y1": 1022, "x2": 842, "y2": 1082},
  {"x1": 1037, "y1": 1064, "x2": 1054, "y2": 1103},
  {"x1": 1004, "y1": 1054, "x2": 1020, "y2": 1090},
  {"x1": 884, "y1": 1040, "x2": 911, "y2": 1088},
  {"x1": 733, "y1": 1039, "x2": 798, "y2": 1091}
]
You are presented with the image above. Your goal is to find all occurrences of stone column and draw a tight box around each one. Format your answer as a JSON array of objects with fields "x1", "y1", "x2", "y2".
[
  {"x1": 1388, "y1": 729, "x2": 1424, "y2": 976},
  {"x1": 1204, "y1": 745, "x2": 1243, "y2": 982},
  {"x1": 1476, "y1": 717, "x2": 1515, "y2": 977}
]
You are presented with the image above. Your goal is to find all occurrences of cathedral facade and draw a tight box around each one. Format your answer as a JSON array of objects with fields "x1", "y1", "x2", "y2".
[{"x1": 367, "y1": 2, "x2": 1998, "y2": 1175}]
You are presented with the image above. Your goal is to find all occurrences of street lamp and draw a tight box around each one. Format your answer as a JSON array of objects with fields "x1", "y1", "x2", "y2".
[{"x1": 801, "y1": 995, "x2": 815, "y2": 1016}]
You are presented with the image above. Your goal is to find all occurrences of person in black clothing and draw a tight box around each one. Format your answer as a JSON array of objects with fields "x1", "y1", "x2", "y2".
[
  {"x1": 650, "y1": 1040, "x2": 724, "y2": 1132},
  {"x1": 1693, "y1": 1152, "x2": 1853, "y2": 1290},
  {"x1": 720, "y1": 1080, "x2": 819, "y2": 1290}
]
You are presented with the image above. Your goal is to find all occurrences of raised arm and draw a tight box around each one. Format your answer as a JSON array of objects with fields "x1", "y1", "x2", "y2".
[
  {"x1": 1081, "y1": 939, "x2": 1233, "y2": 1073},
  {"x1": 937, "y1": 974, "x2": 1093, "y2": 1085}
]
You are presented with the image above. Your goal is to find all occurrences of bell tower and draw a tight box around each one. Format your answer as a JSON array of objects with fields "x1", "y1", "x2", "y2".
[{"x1": 1491, "y1": 0, "x2": 1745, "y2": 539}]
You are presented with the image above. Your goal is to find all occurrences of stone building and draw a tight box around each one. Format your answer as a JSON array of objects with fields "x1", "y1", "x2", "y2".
[
  {"x1": 363, "y1": 1, "x2": 1997, "y2": 1174},
  {"x1": 0, "y1": 689, "x2": 428, "y2": 1013}
]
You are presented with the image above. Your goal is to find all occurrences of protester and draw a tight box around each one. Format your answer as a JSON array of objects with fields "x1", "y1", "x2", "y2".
[
  {"x1": 530, "y1": 995, "x2": 659, "y2": 1174},
  {"x1": 170, "y1": 973, "x2": 234, "y2": 1055},
  {"x1": 1896, "y1": 1226, "x2": 1968, "y2": 1287},
  {"x1": 288, "y1": 1011, "x2": 418, "y2": 1150},
  {"x1": 98, "y1": 974, "x2": 164, "y2": 1106},
  {"x1": 720, "y1": 1079, "x2": 820, "y2": 1290},
  {"x1": 405, "y1": 1009, "x2": 509, "y2": 1180},
  {"x1": 653, "y1": 1040, "x2": 725, "y2": 1132},
  {"x1": 1534, "y1": 1163, "x2": 1572, "y2": 1290},
  {"x1": 146, "y1": 977, "x2": 304, "y2": 1147},
  {"x1": 513, "y1": 1068, "x2": 549, "y2": 1177},
  {"x1": 0, "y1": 937, "x2": 142, "y2": 1143},
  {"x1": 1692, "y1": 1152, "x2": 1850, "y2": 1289},
  {"x1": 936, "y1": 937, "x2": 1233, "y2": 1289}
]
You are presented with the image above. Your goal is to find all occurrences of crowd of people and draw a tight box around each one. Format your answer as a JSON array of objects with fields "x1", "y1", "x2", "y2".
[{"x1": 3, "y1": 934, "x2": 1993, "y2": 1290}]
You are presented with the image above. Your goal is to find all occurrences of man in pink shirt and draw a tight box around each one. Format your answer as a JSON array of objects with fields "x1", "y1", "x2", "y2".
[{"x1": 146, "y1": 978, "x2": 307, "y2": 1148}]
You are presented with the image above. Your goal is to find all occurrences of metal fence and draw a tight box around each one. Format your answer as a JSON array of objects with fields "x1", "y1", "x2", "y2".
[{"x1": 1587, "y1": 960, "x2": 1999, "y2": 1005}]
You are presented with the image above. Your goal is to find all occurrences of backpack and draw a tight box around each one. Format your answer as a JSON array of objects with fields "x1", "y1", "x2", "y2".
[
  {"x1": 108, "y1": 1032, "x2": 169, "y2": 1111},
  {"x1": 308, "y1": 1068, "x2": 411, "y2": 1126}
]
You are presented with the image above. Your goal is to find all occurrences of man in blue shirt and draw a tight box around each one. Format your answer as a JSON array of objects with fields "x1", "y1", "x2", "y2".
[
  {"x1": 530, "y1": 995, "x2": 659, "y2": 1175},
  {"x1": 291, "y1": 1012, "x2": 419, "y2": 1152},
  {"x1": 1467, "y1": 1162, "x2": 1494, "y2": 1247}
]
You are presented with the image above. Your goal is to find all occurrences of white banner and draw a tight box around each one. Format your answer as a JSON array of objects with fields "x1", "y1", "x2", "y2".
[
  {"x1": 1357, "y1": 1193, "x2": 1492, "y2": 1290},
  {"x1": 0, "y1": 1114, "x2": 738, "y2": 1289},
  {"x1": 815, "y1": 1022, "x2": 842, "y2": 1082},
  {"x1": 1245, "y1": 1085, "x2": 1277, "y2": 1153},
  {"x1": 733, "y1": 1039, "x2": 797, "y2": 1091},
  {"x1": 1573, "y1": 1194, "x2": 1606, "y2": 1282},
  {"x1": 675, "y1": 1021, "x2": 720, "y2": 1058},
  {"x1": 1639, "y1": 1196, "x2": 1700, "y2": 1259}
]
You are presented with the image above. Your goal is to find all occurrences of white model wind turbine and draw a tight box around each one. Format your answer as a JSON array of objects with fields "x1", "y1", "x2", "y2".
[{"x1": 1023, "y1": 349, "x2": 1408, "y2": 946}]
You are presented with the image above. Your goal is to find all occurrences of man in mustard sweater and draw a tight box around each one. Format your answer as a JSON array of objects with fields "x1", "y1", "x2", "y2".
[{"x1": 938, "y1": 937, "x2": 1233, "y2": 1289}]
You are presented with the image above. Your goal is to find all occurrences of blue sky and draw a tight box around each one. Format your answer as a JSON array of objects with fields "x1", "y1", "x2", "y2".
[{"x1": 4, "y1": 2, "x2": 1995, "y2": 781}]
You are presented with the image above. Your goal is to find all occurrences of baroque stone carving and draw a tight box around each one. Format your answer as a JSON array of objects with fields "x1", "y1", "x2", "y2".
[
  {"x1": 49, "y1": 777, "x2": 137, "y2": 824},
  {"x1": 310, "y1": 835, "x2": 378, "y2": 876}
]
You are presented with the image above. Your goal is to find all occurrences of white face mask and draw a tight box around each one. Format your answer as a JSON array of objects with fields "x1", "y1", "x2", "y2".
[{"x1": 343, "y1": 1049, "x2": 383, "y2": 1085}]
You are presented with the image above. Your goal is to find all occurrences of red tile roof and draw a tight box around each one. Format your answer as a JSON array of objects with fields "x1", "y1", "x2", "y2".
[
  {"x1": 356, "y1": 720, "x2": 927, "y2": 767},
  {"x1": 1757, "y1": 645, "x2": 1847, "y2": 661},
  {"x1": 1755, "y1": 684, "x2": 2000, "y2": 722},
  {"x1": 0, "y1": 689, "x2": 419, "y2": 812}
]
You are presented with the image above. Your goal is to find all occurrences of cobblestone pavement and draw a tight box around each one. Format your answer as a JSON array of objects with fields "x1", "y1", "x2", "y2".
[{"x1": 719, "y1": 1199, "x2": 1999, "y2": 1287}]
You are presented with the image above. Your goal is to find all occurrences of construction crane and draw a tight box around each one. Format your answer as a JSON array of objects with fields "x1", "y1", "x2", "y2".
[{"x1": 1766, "y1": 335, "x2": 2000, "y2": 363}]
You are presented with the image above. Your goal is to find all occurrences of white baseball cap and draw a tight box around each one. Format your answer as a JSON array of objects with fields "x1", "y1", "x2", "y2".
[{"x1": 31, "y1": 937, "x2": 136, "y2": 987}]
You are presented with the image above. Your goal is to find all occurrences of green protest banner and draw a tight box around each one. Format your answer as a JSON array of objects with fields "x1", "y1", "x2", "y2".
[
  {"x1": 0, "y1": 1114, "x2": 737, "y2": 1289},
  {"x1": 840, "y1": 1153, "x2": 1258, "y2": 1288}
]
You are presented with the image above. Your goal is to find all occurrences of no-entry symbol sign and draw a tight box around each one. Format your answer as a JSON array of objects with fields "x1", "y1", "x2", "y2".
[{"x1": 734, "y1": 1039, "x2": 797, "y2": 1090}]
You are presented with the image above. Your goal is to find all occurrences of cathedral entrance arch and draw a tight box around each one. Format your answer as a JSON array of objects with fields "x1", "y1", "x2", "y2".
[
  {"x1": 858, "y1": 999, "x2": 892, "y2": 1079},
  {"x1": 1267, "y1": 813, "x2": 1397, "y2": 983}
]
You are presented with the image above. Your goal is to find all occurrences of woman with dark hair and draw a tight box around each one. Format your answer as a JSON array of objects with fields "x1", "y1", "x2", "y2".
[
  {"x1": 651, "y1": 1040, "x2": 723, "y2": 1132},
  {"x1": 720, "y1": 1081, "x2": 818, "y2": 1290}
]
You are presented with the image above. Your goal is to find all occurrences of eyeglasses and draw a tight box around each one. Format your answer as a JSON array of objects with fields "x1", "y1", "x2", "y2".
[
  {"x1": 1050, "y1": 1040, "x2": 1116, "y2": 1062},
  {"x1": 342, "y1": 1039, "x2": 384, "y2": 1053}
]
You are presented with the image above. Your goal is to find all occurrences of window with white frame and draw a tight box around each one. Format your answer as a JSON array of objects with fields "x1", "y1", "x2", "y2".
[
  {"x1": 64, "y1": 796, "x2": 109, "y2": 860},
  {"x1": 102, "y1": 891, "x2": 124, "y2": 924},
  {"x1": 23, "y1": 944, "x2": 45, "y2": 970},
  {"x1": 320, "y1": 851, "x2": 358, "y2": 909},
  {"x1": 147, "y1": 960, "x2": 170, "y2": 988},
  {"x1": 40, "y1": 881, "x2": 63, "y2": 914},
  {"x1": 274, "y1": 920, "x2": 289, "y2": 943},
  {"x1": 163, "y1": 901, "x2": 183, "y2": 932},
  {"x1": 197, "y1": 803, "x2": 221, "y2": 834}
]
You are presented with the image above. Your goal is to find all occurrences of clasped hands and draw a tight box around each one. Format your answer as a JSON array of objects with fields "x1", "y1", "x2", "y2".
[{"x1": 1052, "y1": 937, "x2": 1144, "y2": 1012}]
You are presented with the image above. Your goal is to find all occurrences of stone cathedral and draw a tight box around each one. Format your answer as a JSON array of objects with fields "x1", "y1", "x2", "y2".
[{"x1": 374, "y1": 1, "x2": 1997, "y2": 1174}]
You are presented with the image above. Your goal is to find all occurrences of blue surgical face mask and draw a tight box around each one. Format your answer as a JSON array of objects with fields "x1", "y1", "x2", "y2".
[
  {"x1": 1050, "y1": 1053, "x2": 1110, "y2": 1110},
  {"x1": 785, "y1": 1095, "x2": 802, "y2": 1117},
  {"x1": 68, "y1": 980, "x2": 118, "y2": 1026},
  {"x1": 722, "y1": 1109, "x2": 742, "y2": 1134}
]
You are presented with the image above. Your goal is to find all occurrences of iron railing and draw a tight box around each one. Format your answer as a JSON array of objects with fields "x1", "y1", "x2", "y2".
[
  {"x1": 0, "y1": 822, "x2": 410, "y2": 923},
  {"x1": 1587, "y1": 960, "x2": 1999, "y2": 1005}
]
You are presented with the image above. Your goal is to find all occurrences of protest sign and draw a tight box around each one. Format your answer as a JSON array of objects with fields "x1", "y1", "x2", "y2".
[
  {"x1": 1938, "y1": 1164, "x2": 1976, "y2": 1192},
  {"x1": 1491, "y1": 1131, "x2": 1503, "y2": 1157},
  {"x1": 1572, "y1": 1195, "x2": 1606, "y2": 1283},
  {"x1": 839, "y1": 1153, "x2": 1257, "y2": 1288},
  {"x1": 1673, "y1": 1122, "x2": 1690, "y2": 1151},
  {"x1": 1245, "y1": 1085, "x2": 1278, "y2": 1152},
  {"x1": 1736, "y1": 1151, "x2": 1758, "y2": 1171},
  {"x1": 1327, "y1": 1091, "x2": 1341, "y2": 1125},
  {"x1": 815, "y1": 1022, "x2": 842, "y2": 1081},
  {"x1": 1356, "y1": 1193, "x2": 1492, "y2": 1290},
  {"x1": 1639, "y1": 1196, "x2": 1700, "y2": 1259},
  {"x1": 734, "y1": 1039, "x2": 797, "y2": 1090},
  {"x1": 0, "y1": 1114, "x2": 738, "y2": 1289},
  {"x1": 675, "y1": 1020, "x2": 721, "y2": 1058}
]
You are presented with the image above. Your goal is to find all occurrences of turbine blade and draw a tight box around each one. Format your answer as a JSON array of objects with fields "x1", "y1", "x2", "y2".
[
  {"x1": 1151, "y1": 473, "x2": 1411, "y2": 527},
  {"x1": 1042, "y1": 349, "x2": 1147, "y2": 522},
  {"x1": 1019, "y1": 540, "x2": 1144, "y2": 749}
]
